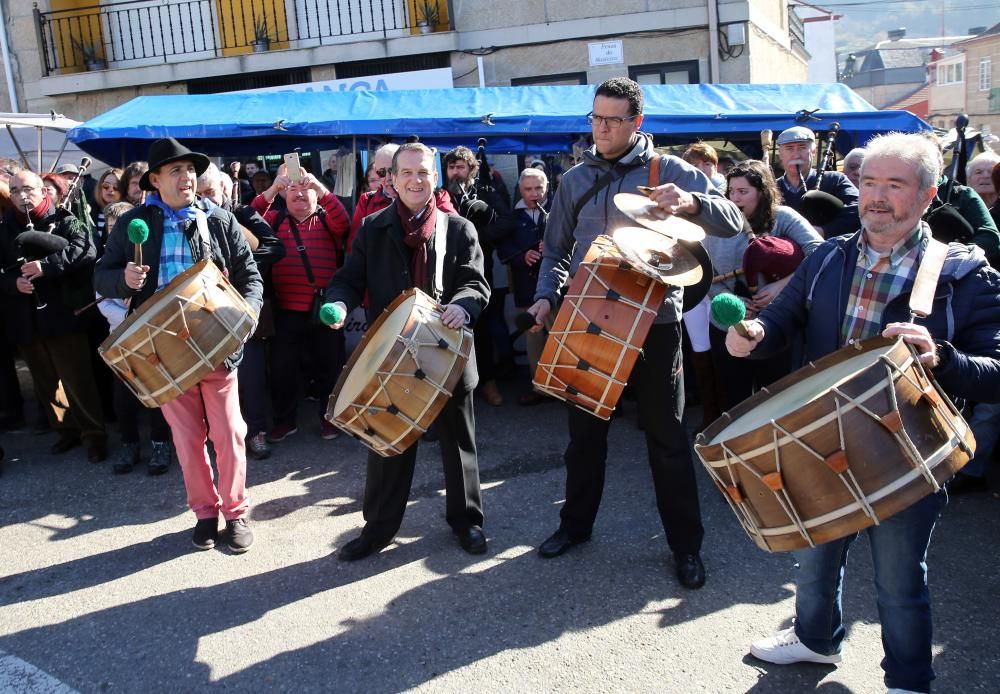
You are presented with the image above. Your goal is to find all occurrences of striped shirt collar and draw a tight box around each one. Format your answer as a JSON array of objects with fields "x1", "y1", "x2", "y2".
[{"x1": 855, "y1": 223, "x2": 926, "y2": 269}]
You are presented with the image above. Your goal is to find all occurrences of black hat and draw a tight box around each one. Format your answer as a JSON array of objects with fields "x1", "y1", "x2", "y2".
[{"x1": 140, "y1": 138, "x2": 210, "y2": 191}]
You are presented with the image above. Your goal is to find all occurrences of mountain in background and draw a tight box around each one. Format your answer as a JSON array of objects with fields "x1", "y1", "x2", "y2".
[{"x1": 827, "y1": 0, "x2": 998, "y2": 54}]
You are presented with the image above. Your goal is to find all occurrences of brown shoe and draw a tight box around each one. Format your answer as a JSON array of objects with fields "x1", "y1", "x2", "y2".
[
  {"x1": 518, "y1": 390, "x2": 546, "y2": 406},
  {"x1": 481, "y1": 380, "x2": 503, "y2": 407}
]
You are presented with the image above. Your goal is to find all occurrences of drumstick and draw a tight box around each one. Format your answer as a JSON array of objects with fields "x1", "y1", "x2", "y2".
[
  {"x1": 712, "y1": 268, "x2": 744, "y2": 284},
  {"x1": 74, "y1": 296, "x2": 109, "y2": 316},
  {"x1": 710, "y1": 292, "x2": 755, "y2": 338},
  {"x1": 127, "y1": 218, "x2": 149, "y2": 267}
]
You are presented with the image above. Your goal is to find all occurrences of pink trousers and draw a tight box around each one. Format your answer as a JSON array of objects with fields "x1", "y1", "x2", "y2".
[{"x1": 161, "y1": 365, "x2": 249, "y2": 520}]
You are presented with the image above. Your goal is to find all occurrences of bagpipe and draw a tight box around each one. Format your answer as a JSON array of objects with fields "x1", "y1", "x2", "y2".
[
  {"x1": 925, "y1": 114, "x2": 975, "y2": 244},
  {"x1": 799, "y1": 122, "x2": 844, "y2": 227}
]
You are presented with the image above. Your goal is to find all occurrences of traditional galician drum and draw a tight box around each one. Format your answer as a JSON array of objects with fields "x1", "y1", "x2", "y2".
[
  {"x1": 99, "y1": 259, "x2": 257, "y2": 408},
  {"x1": 326, "y1": 288, "x2": 473, "y2": 457},
  {"x1": 533, "y1": 226, "x2": 704, "y2": 420},
  {"x1": 694, "y1": 337, "x2": 975, "y2": 553}
]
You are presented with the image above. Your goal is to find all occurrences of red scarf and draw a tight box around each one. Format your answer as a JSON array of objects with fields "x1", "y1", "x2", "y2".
[
  {"x1": 397, "y1": 196, "x2": 437, "y2": 293},
  {"x1": 13, "y1": 194, "x2": 53, "y2": 226}
]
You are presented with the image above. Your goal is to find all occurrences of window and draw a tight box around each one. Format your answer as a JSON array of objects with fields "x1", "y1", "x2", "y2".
[
  {"x1": 936, "y1": 61, "x2": 964, "y2": 86},
  {"x1": 511, "y1": 72, "x2": 587, "y2": 86},
  {"x1": 629, "y1": 60, "x2": 699, "y2": 85},
  {"x1": 981, "y1": 57, "x2": 993, "y2": 91}
]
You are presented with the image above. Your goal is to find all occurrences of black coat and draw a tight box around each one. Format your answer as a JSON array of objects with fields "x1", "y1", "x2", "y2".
[
  {"x1": 324, "y1": 204, "x2": 490, "y2": 392},
  {"x1": 94, "y1": 200, "x2": 263, "y2": 368},
  {"x1": 0, "y1": 208, "x2": 96, "y2": 344}
]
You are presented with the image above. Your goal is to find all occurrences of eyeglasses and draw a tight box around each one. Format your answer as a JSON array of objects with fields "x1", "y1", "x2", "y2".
[
  {"x1": 375, "y1": 168, "x2": 390, "y2": 178},
  {"x1": 587, "y1": 112, "x2": 639, "y2": 129},
  {"x1": 9, "y1": 185, "x2": 40, "y2": 196}
]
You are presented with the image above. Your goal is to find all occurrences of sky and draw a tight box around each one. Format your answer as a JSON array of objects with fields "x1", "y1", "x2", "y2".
[{"x1": 807, "y1": 0, "x2": 1000, "y2": 53}]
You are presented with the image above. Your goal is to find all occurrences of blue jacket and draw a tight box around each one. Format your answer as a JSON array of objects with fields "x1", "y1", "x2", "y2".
[
  {"x1": 495, "y1": 204, "x2": 546, "y2": 307},
  {"x1": 753, "y1": 224, "x2": 1000, "y2": 403},
  {"x1": 777, "y1": 169, "x2": 859, "y2": 238}
]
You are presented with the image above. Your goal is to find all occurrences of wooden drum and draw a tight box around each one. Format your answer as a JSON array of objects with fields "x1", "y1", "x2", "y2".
[
  {"x1": 99, "y1": 259, "x2": 256, "y2": 408},
  {"x1": 694, "y1": 337, "x2": 974, "y2": 552},
  {"x1": 532, "y1": 235, "x2": 668, "y2": 420},
  {"x1": 326, "y1": 288, "x2": 473, "y2": 457}
]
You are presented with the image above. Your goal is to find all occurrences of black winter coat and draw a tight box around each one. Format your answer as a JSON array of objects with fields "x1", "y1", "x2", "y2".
[{"x1": 0, "y1": 208, "x2": 96, "y2": 344}]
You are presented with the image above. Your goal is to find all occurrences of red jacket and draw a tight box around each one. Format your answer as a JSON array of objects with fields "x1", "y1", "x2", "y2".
[
  {"x1": 253, "y1": 192, "x2": 349, "y2": 312},
  {"x1": 348, "y1": 187, "x2": 456, "y2": 253}
]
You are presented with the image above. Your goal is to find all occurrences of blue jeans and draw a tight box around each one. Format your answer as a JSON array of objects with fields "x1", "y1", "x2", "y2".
[
  {"x1": 963, "y1": 402, "x2": 1000, "y2": 478},
  {"x1": 793, "y1": 490, "x2": 947, "y2": 693}
]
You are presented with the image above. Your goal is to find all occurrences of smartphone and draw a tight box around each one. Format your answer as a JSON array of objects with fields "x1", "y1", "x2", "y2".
[{"x1": 283, "y1": 152, "x2": 302, "y2": 182}]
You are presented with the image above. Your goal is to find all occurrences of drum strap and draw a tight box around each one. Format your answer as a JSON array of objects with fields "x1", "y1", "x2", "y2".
[
  {"x1": 432, "y1": 212, "x2": 447, "y2": 302},
  {"x1": 648, "y1": 155, "x2": 661, "y2": 188},
  {"x1": 194, "y1": 213, "x2": 212, "y2": 261},
  {"x1": 909, "y1": 237, "x2": 949, "y2": 319}
]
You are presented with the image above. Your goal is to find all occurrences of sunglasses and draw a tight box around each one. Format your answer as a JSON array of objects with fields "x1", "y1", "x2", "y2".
[{"x1": 375, "y1": 168, "x2": 390, "y2": 178}]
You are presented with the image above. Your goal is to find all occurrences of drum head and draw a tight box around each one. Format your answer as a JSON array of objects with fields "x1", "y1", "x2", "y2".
[
  {"x1": 611, "y1": 227, "x2": 704, "y2": 287},
  {"x1": 332, "y1": 292, "x2": 419, "y2": 417},
  {"x1": 613, "y1": 193, "x2": 706, "y2": 242},
  {"x1": 703, "y1": 339, "x2": 898, "y2": 444}
]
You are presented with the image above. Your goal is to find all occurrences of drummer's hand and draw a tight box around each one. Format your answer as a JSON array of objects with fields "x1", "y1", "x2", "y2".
[
  {"x1": 524, "y1": 249, "x2": 542, "y2": 267},
  {"x1": 440, "y1": 303, "x2": 469, "y2": 329},
  {"x1": 527, "y1": 298, "x2": 550, "y2": 333},
  {"x1": 883, "y1": 322, "x2": 939, "y2": 367},
  {"x1": 326, "y1": 301, "x2": 348, "y2": 330},
  {"x1": 648, "y1": 183, "x2": 700, "y2": 216},
  {"x1": 125, "y1": 262, "x2": 149, "y2": 290},
  {"x1": 725, "y1": 320, "x2": 764, "y2": 358},
  {"x1": 15, "y1": 277, "x2": 33, "y2": 294},
  {"x1": 20, "y1": 260, "x2": 43, "y2": 281}
]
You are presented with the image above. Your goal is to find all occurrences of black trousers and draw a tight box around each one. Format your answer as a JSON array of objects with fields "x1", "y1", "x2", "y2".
[
  {"x1": 558, "y1": 322, "x2": 704, "y2": 556},
  {"x1": 708, "y1": 325, "x2": 791, "y2": 410},
  {"x1": 270, "y1": 309, "x2": 345, "y2": 428},
  {"x1": 114, "y1": 378, "x2": 169, "y2": 444},
  {"x1": 360, "y1": 388, "x2": 483, "y2": 543}
]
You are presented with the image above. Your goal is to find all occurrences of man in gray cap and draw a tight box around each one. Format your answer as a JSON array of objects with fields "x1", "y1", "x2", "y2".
[{"x1": 775, "y1": 126, "x2": 859, "y2": 237}]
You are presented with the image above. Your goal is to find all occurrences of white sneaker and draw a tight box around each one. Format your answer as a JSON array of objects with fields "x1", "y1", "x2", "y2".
[{"x1": 750, "y1": 627, "x2": 843, "y2": 665}]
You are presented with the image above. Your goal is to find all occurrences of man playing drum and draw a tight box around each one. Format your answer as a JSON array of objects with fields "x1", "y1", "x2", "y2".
[
  {"x1": 325, "y1": 142, "x2": 491, "y2": 561},
  {"x1": 95, "y1": 138, "x2": 263, "y2": 554},
  {"x1": 526, "y1": 77, "x2": 744, "y2": 589},
  {"x1": 727, "y1": 132, "x2": 1000, "y2": 693}
]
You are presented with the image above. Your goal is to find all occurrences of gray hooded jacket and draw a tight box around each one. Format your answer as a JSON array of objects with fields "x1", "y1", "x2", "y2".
[{"x1": 535, "y1": 132, "x2": 743, "y2": 323}]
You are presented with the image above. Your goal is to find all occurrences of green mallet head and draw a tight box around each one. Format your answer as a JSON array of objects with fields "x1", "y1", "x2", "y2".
[{"x1": 710, "y1": 292, "x2": 747, "y2": 328}]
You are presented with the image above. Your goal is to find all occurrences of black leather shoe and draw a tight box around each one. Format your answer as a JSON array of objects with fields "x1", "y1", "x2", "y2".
[
  {"x1": 87, "y1": 442, "x2": 108, "y2": 464},
  {"x1": 50, "y1": 436, "x2": 80, "y2": 454},
  {"x1": 456, "y1": 525, "x2": 488, "y2": 555},
  {"x1": 538, "y1": 528, "x2": 590, "y2": 558},
  {"x1": 675, "y1": 553, "x2": 706, "y2": 589},
  {"x1": 339, "y1": 534, "x2": 390, "y2": 561},
  {"x1": 192, "y1": 518, "x2": 218, "y2": 550}
]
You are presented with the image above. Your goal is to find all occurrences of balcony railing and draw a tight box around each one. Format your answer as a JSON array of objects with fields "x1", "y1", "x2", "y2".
[{"x1": 36, "y1": 0, "x2": 448, "y2": 76}]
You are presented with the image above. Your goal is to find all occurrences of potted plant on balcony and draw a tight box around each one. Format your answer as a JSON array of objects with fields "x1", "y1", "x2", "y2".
[
  {"x1": 415, "y1": 0, "x2": 440, "y2": 34},
  {"x1": 251, "y1": 18, "x2": 271, "y2": 53},
  {"x1": 71, "y1": 38, "x2": 106, "y2": 71}
]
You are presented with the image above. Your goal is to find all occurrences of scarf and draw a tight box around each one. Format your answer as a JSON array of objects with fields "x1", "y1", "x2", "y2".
[
  {"x1": 145, "y1": 193, "x2": 205, "y2": 288},
  {"x1": 397, "y1": 196, "x2": 437, "y2": 293},
  {"x1": 13, "y1": 194, "x2": 53, "y2": 227}
]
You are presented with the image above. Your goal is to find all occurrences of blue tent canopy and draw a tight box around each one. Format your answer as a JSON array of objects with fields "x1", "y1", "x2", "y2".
[{"x1": 67, "y1": 83, "x2": 930, "y2": 164}]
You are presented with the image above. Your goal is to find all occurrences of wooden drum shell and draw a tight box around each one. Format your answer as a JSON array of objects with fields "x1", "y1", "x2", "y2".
[
  {"x1": 533, "y1": 236, "x2": 667, "y2": 420},
  {"x1": 326, "y1": 288, "x2": 473, "y2": 457},
  {"x1": 694, "y1": 338, "x2": 974, "y2": 552},
  {"x1": 98, "y1": 259, "x2": 256, "y2": 408}
]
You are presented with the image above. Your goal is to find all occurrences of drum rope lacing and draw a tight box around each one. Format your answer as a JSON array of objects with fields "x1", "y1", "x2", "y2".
[
  {"x1": 536, "y1": 245, "x2": 661, "y2": 417},
  {"x1": 705, "y1": 347, "x2": 969, "y2": 549},
  {"x1": 106, "y1": 278, "x2": 252, "y2": 405},
  {"x1": 340, "y1": 304, "x2": 468, "y2": 456}
]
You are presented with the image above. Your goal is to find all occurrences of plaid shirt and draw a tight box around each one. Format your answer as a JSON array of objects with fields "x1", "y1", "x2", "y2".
[
  {"x1": 157, "y1": 218, "x2": 193, "y2": 289},
  {"x1": 841, "y1": 225, "x2": 925, "y2": 345}
]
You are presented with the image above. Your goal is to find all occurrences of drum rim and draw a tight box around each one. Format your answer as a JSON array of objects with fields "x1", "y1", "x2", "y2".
[{"x1": 695, "y1": 336, "x2": 903, "y2": 449}]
